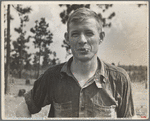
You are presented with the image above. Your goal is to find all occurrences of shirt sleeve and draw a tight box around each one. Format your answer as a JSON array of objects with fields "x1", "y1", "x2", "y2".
[
  {"x1": 24, "y1": 74, "x2": 51, "y2": 114},
  {"x1": 117, "y1": 71, "x2": 135, "y2": 118}
]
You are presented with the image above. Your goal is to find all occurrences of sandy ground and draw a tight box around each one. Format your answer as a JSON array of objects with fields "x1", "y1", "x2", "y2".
[{"x1": 3, "y1": 78, "x2": 148, "y2": 119}]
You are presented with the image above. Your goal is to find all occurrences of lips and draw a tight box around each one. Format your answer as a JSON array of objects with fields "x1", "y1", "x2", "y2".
[{"x1": 77, "y1": 48, "x2": 90, "y2": 53}]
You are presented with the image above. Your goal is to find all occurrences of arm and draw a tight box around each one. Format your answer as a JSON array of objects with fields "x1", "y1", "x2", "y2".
[
  {"x1": 117, "y1": 71, "x2": 135, "y2": 118},
  {"x1": 16, "y1": 73, "x2": 51, "y2": 117}
]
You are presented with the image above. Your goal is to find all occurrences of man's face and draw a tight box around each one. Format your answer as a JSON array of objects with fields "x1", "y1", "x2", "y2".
[{"x1": 66, "y1": 18, "x2": 101, "y2": 62}]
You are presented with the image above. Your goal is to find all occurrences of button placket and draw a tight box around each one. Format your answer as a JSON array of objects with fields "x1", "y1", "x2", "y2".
[{"x1": 79, "y1": 89, "x2": 85, "y2": 117}]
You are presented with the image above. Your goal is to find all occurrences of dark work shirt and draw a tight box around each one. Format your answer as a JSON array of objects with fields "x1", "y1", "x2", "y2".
[{"x1": 24, "y1": 57, "x2": 134, "y2": 118}]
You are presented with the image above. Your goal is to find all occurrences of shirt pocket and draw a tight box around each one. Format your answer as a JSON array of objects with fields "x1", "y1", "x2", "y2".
[
  {"x1": 53, "y1": 101, "x2": 72, "y2": 117},
  {"x1": 85, "y1": 104, "x2": 117, "y2": 118}
]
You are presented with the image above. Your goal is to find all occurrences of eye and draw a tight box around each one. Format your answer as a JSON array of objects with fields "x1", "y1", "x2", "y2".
[
  {"x1": 71, "y1": 32, "x2": 79, "y2": 37},
  {"x1": 85, "y1": 31, "x2": 94, "y2": 36}
]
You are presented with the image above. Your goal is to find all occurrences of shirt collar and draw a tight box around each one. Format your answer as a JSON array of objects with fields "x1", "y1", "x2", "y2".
[
  {"x1": 60, "y1": 56, "x2": 108, "y2": 84},
  {"x1": 96, "y1": 58, "x2": 109, "y2": 83},
  {"x1": 60, "y1": 57, "x2": 73, "y2": 77}
]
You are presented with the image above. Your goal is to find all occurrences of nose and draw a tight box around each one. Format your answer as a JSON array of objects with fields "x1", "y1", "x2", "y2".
[{"x1": 78, "y1": 34, "x2": 87, "y2": 45}]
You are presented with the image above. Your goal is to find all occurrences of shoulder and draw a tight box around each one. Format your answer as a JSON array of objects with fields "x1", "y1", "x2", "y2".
[
  {"x1": 33, "y1": 63, "x2": 66, "y2": 87},
  {"x1": 103, "y1": 62, "x2": 130, "y2": 83},
  {"x1": 36, "y1": 62, "x2": 66, "y2": 82},
  {"x1": 45, "y1": 63, "x2": 65, "y2": 74},
  {"x1": 43, "y1": 62, "x2": 66, "y2": 76},
  {"x1": 104, "y1": 62, "x2": 128, "y2": 76}
]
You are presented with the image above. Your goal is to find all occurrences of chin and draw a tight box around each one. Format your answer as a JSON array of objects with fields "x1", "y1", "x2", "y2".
[{"x1": 75, "y1": 55, "x2": 94, "y2": 62}]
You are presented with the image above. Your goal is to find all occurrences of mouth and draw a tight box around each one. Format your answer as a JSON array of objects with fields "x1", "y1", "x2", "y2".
[{"x1": 77, "y1": 48, "x2": 90, "y2": 53}]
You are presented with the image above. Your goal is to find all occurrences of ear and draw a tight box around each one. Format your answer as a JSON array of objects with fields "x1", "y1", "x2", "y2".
[
  {"x1": 99, "y1": 31, "x2": 105, "y2": 44},
  {"x1": 64, "y1": 32, "x2": 70, "y2": 46}
]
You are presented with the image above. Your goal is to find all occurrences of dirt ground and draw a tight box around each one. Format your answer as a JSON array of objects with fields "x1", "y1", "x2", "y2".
[{"x1": 3, "y1": 78, "x2": 148, "y2": 119}]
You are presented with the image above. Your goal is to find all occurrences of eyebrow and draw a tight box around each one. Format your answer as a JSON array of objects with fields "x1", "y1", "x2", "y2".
[
  {"x1": 85, "y1": 30, "x2": 93, "y2": 32},
  {"x1": 70, "y1": 30, "x2": 79, "y2": 33},
  {"x1": 71, "y1": 28, "x2": 93, "y2": 32}
]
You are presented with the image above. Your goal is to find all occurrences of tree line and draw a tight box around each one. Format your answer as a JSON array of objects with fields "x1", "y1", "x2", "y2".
[{"x1": 119, "y1": 65, "x2": 147, "y2": 82}]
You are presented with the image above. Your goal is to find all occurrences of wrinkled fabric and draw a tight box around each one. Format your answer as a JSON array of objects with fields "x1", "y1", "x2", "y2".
[{"x1": 24, "y1": 57, "x2": 134, "y2": 118}]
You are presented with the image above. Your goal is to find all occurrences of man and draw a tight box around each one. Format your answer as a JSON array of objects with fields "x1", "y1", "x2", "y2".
[{"x1": 16, "y1": 8, "x2": 134, "y2": 118}]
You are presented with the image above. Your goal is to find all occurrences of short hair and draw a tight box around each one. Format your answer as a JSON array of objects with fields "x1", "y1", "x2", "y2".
[{"x1": 67, "y1": 8, "x2": 103, "y2": 32}]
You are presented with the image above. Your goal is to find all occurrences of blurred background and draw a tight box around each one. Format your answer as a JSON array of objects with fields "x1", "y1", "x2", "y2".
[{"x1": 2, "y1": 2, "x2": 148, "y2": 119}]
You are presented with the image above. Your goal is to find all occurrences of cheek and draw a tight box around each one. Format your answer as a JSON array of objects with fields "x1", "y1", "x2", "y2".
[
  {"x1": 89, "y1": 39, "x2": 99, "y2": 51},
  {"x1": 69, "y1": 41, "x2": 76, "y2": 49},
  {"x1": 69, "y1": 38, "x2": 78, "y2": 45},
  {"x1": 89, "y1": 38, "x2": 99, "y2": 46}
]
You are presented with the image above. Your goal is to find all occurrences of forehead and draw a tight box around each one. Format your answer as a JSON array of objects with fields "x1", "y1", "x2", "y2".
[{"x1": 68, "y1": 18, "x2": 100, "y2": 32}]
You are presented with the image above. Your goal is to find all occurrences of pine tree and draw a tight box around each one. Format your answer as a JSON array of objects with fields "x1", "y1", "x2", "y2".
[
  {"x1": 12, "y1": 4, "x2": 32, "y2": 78},
  {"x1": 42, "y1": 47, "x2": 52, "y2": 68},
  {"x1": 30, "y1": 18, "x2": 53, "y2": 78},
  {"x1": 24, "y1": 53, "x2": 32, "y2": 71},
  {"x1": 32, "y1": 53, "x2": 39, "y2": 78},
  {"x1": 5, "y1": 4, "x2": 11, "y2": 94}
]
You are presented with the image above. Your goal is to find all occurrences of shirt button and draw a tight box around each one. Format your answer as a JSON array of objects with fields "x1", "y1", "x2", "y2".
[{"x1": 81, "y1": 106, "x2": 85, "y2": 111}]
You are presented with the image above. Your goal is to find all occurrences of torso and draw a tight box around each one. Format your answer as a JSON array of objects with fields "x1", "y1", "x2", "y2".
[
  {"x1": 73, "y1": 72, "x2": 95, "y2": 88},
  {"x1": 71, "y1": 57, "x2": 98, "y2": 88}
]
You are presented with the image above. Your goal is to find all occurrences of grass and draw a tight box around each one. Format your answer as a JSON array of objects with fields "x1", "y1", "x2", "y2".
[
  {"x1": 132, "y1": 82, "x2": 148, "y2": 118},
  {"x1": 3, "y1": 78, "x2": 148, "y2": 119}
]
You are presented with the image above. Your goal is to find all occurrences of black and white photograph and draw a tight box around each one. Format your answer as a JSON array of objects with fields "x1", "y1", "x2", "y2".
[{"x1": 1, "y1": 1, "x2": 149, "y2": 119}]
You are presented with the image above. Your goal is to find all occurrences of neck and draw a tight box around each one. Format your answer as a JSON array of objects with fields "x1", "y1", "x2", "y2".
[{"x1": 71, "y1": 56, "x2": 98, "y2": 77}]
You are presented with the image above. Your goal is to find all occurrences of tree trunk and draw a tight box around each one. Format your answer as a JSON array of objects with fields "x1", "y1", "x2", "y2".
[
  {"x1": 30, "y1": 69, "x2": 31, "y2": 78},
  {"x1": 5, "y1": 4, "x2": 10, "y2": 94},
  {"x1": 34, "y1": 67, "x2": 37, "y2": 78},
  {"x1": 19, "y1": 39, "x2": 23, "y2": 78},
  {"x1": 19, "y1": 70, "x2": 22, "y2": 78},
  {"x1": 37, "y1": 47, "x2": 41, "y2": 78},
  {"x1": 19, "y1": 22, "x2": 24, "y2": 78}
]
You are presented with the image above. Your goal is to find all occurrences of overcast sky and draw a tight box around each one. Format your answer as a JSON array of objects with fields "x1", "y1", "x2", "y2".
[{"x1": 3, "y1": 2, "x2": 148, "y2": 66}]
